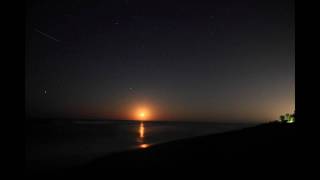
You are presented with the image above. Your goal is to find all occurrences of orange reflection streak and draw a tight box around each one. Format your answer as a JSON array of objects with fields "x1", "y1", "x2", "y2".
[
  {"x1": 138, "y1": 122, "x2": 150, "y2": 148},
  {"x1": 139, "y1": 122, "x2": 144, "y2": 138}
]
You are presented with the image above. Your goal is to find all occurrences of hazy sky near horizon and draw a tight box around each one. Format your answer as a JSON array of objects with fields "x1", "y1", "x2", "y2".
[{"x1": 26, "y1": 0, "x2": 294, "y2": 122}]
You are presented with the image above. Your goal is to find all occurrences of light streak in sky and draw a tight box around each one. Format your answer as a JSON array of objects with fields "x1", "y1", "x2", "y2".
[{"x1": 34, "y1": 28, "x2": 60, "y2": 42}]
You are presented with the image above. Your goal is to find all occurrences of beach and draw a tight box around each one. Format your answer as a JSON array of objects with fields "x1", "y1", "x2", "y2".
[
  {"x1": 26, "y1": 119, "x2": 252, "y2": 174},
  {"x1": 26, "y1": 121, "x2": 298, "y2": 176}
]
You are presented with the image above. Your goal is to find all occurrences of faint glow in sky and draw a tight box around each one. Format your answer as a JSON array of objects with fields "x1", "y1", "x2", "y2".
[{"x1": 26, "y1": 0, "x2": 294, "y2": 123}]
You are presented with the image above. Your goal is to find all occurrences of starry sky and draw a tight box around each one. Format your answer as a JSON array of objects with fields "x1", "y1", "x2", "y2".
[{"x1": 26, "y1": 0, "x2": 295, "y2": 122}]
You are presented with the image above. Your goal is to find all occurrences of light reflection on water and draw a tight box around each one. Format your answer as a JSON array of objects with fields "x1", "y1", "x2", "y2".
[
  {"x1": 139, "y1": 122, "x2": 144, "y2": 138},
  {"x1": 138, "y1": 122, "x2": 150, "y2": 148},
  {"x1": 139, "y1": 144, "x2": 149, "y2": 148}
]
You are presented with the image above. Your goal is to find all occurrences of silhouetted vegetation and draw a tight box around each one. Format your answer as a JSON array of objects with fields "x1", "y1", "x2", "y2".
[{"x1": 279, "y1": 110, "x2": 295, "y2": 123}]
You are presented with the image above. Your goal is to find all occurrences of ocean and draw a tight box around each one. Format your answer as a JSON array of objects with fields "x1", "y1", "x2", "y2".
[{"x1": 26, "y1": 119, "x2": 254, "y2": 170}]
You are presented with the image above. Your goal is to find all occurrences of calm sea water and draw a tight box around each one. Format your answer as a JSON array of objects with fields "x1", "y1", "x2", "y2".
[{"x1": 26, "y1": 119, "x2": 254, "y2": 170}]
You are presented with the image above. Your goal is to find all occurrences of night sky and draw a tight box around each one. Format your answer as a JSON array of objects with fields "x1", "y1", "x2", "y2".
[{"x1": 26, "y1": 0, "x2": 295, "y2": 122}]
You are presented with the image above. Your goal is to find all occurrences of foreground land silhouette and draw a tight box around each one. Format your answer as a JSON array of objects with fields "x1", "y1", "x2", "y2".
[{"x1": 27, "y1": 121, "x2": 299, "y2": 176}]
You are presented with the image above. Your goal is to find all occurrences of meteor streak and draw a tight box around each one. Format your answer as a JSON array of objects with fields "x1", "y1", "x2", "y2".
[{"x1": 34, "y1": 28, "x2": 60, "y2": 42}]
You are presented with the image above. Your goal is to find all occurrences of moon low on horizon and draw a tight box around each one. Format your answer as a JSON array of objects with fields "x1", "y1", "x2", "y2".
[{"x1": 26, "y1": 0, "x2": 294, "y2": 122}]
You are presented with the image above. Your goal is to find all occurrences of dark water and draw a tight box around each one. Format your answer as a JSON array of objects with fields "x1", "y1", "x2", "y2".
[{"x1": 26, "y1": 119, "x2": 254, "y2": 170}]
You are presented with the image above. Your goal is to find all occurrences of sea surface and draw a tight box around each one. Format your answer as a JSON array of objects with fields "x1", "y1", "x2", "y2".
[{"x1": 26, "y1": 119, "x2": 255, "y2": 170}]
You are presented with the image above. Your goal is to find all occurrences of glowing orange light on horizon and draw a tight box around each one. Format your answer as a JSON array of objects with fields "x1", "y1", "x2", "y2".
[
  {"x1": 135, "y1": 107, "x2": 150, "y2": 121},
  {"x1": 140, "y1": 112, "x2": 145, "y2": 118}
]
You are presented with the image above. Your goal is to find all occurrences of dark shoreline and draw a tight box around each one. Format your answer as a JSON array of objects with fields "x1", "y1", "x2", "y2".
[
  {"x1": 26, "y1": 121, "x2": 298, "y2": 176},
  {"x1": 76, "y1": 122, "x2": 297, "y2": 169}
]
